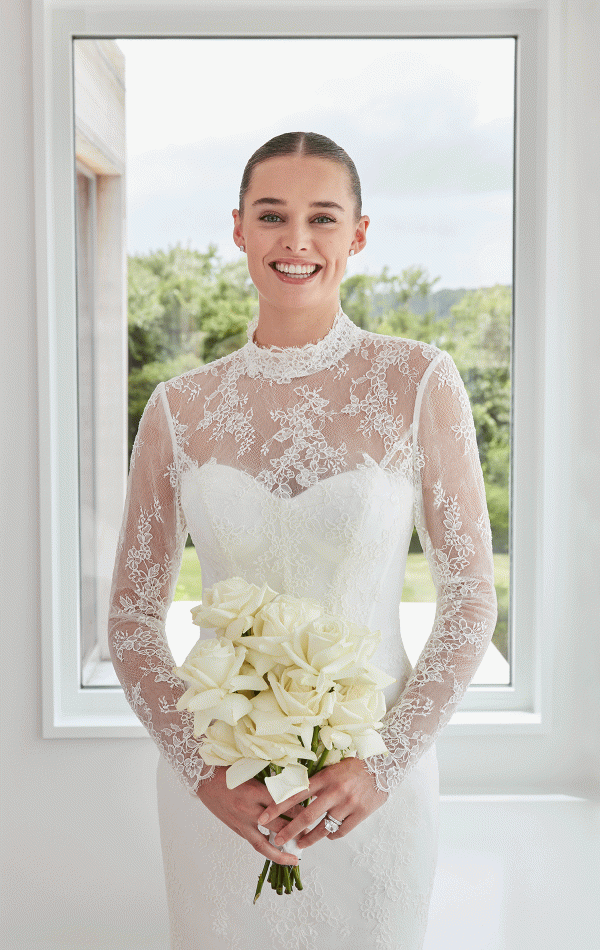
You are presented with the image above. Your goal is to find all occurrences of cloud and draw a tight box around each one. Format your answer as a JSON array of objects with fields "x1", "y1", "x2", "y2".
[{"x1": 124, "y1": 43, "x2": 514, "y2": 287}]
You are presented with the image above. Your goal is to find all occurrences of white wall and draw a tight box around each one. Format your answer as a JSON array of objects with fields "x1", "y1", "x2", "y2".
[{"x1": 1, "y1": 1, "x2": 598, "y2": 948}]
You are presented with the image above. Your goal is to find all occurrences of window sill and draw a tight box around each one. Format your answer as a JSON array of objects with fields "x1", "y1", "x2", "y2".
[{"x1": 448, "y1": 710, "x2": 544, "y2": 735}]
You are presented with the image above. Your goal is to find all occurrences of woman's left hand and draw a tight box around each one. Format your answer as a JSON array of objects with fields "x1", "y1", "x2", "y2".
[{"x1": 257, "y1": 757, "x2": 388, "y2": 850}]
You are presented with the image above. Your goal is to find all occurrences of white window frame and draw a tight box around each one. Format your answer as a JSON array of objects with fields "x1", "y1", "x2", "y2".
[{"x1": 36, "y1": 0, "x2": 554, "y2": 791}]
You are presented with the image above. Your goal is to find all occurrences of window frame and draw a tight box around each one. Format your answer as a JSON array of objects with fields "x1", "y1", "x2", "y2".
[{"x1": 36, "y1": 1, "x2": 549, "y2": 771}]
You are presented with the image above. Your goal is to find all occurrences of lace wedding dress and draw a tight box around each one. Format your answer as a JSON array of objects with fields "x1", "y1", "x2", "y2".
[{"x1": 108, "y1": 308, "x2": 497, "y2": 950}]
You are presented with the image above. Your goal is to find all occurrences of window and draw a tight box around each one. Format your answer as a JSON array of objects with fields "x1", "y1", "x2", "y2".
[
  {"x1": 108, "y1": 36, "x2": 514, "y2": 696},
  {"x1": 39, "y1": 3, "x2": 547, "y2": 776}
]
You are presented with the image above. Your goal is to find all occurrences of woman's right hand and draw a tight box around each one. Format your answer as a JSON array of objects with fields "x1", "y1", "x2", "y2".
[{"x1": 195, "y1": 766, "x2": 300, "y2": 866}]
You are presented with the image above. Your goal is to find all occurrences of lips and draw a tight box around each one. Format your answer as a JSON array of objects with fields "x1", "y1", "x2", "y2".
[{"x1": 270, "y1": 261, "x2": 321, "y2": 280}]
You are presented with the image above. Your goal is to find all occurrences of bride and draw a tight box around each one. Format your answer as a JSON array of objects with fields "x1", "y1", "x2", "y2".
[{"x1": 108, "y1": 131, "x2": 497, "y2": 949}]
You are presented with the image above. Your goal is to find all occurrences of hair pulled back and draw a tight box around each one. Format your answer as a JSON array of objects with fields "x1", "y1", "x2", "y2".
[{"x1": 238, "y1": 132, "x2": 362, "y2": 220}]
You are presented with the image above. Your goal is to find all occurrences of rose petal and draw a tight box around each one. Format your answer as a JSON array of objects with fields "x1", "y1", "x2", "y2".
[
  {"x1": 352, "y1": 731, "x2": 390, "y2": 758},
  {"x1": 185, "y1": 688, "x2": 223, "y2": 712},
  {"x1": 265, "y1": 764, "x2": 310, "y2": 804},
  {"x1": 193, "y1": 708, "x2": 214, "y2": 737},
  {"x1": 214, "y1": 692, "x2": 253, "y2": 726},
  {"x1": 225, "y1": 757, "x2": 269, "y2": 789},
  {"x1": 228, "y1": 673, "x2": 269, "y2": 693}
]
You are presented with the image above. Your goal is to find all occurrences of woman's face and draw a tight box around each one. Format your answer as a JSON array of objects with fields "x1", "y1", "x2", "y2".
[{"x1": 232, "y1": 154, "x2": 369, "y2": 321}]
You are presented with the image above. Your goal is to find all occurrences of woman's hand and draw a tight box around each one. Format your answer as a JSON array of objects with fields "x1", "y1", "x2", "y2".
[
  {"x1": 257, "y1": 757, "x2": 388, "y2": 851},
  {"x1": 195, "y1": 766, "x2": 301, "y2": 866}
]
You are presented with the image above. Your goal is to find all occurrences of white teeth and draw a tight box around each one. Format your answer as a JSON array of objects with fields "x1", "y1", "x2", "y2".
[{"x1": 274, "y1": 262, "x2": 318, "y2": 277}]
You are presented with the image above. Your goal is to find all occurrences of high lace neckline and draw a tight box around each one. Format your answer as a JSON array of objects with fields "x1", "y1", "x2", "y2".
[{"x1": 242, "y1": 306, "x2": 362, "y2": 383}]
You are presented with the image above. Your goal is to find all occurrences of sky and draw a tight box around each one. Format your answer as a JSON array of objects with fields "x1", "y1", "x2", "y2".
[{"x1": 114, "y1": 38, "x2": 515, "y2": 290}]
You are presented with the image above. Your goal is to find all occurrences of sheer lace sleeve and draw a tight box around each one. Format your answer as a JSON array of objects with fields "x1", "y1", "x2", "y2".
[
  {"x1": 108, "y1": 383, "x2": 214, "y2": 792},
  {"x1": 366, "y1": 351, "x2": 498, "y2": 793}
]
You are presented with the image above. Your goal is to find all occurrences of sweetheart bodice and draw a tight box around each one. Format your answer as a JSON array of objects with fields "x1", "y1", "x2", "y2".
[{"x1": 181, "y1": 459, "x2": 415, "y2": 708}]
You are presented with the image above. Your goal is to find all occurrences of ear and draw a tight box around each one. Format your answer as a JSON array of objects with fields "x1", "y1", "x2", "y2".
[
  {"x1": 351, "y1": 215, "x2": 369, "y2": 255},
  {"x1": 232, "y1": 209, "x2": 245, "y2": 250}
]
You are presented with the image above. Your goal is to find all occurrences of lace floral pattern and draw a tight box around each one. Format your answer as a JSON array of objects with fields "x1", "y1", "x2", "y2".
[
  {"x1": 157, "y1": 750, "x2": 438, "y2": 950},
  {"x1": 109, "y1": 314, "x2": 496, "y2": 796}
]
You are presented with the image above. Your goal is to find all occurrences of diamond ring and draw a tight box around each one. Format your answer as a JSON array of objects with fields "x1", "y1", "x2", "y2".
[{"x1": 323, "y1": 813, "x2": 344, "y2": 834}]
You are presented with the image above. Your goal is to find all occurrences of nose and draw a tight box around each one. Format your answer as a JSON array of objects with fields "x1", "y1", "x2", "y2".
[{"x1": 282, "y1": 219, "x2": 309, "y2": 254}]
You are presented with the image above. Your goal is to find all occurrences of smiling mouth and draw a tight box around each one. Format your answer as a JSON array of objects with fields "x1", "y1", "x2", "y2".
[{"x1": 270, "y1": 262, "x2": 321, "y2": 279}]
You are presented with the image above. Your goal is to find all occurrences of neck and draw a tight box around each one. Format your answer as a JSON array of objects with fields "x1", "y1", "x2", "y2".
[{"x1": 253, "y1": 298, "x2": 340, "y2": 349}]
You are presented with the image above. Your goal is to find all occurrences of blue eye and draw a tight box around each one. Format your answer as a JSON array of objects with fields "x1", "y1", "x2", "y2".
[
  {"x1": 259, "y1": 213, "x2": 282, "y2": 223},
  {"x1": 314, "y1": 215, "x2": 335, "y2": 224}
]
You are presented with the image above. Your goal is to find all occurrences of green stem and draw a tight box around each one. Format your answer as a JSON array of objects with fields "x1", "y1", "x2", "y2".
[
  {"x1": 254, "y1": 859, "x2": 270, "y2": 904},
  {"x1": 292, "y1": 864, "x2": 303, "y2": 891},
  {"x1": 311, "y1": 725, "x2": 319, "y2": 756},
  {"x1": 312, "y1": 746, "x2": 330, "y2": 774}
]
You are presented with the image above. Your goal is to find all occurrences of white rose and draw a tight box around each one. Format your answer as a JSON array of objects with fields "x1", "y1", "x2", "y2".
[
  {"x1": 267, "y1": 668, "x2": 336, "y2": 729},
  {"x1": 242, "y1": 595, "x2": 323, "y2": 677},
  {"x1": 244, "y1": 684, "x2": 324, "y2": 755},
  {"x1": 334, "y1": 662, "x2": 397, "y2": 692},
  {"x1": 320, "y1": 683, "x2": 389, "y2": 759},
  {"x1": 190, "y1": 577, "x2": 277, "y2": 639},
  {"x1": 280, "y1": 614, "x2": 380, "y2": 681},
  {"x1": 173, "y1": 637, "x2": 266, "y2": 737},
  {"x1": 199, "y1": 720, "x2": 243, "y2": 767},
  {"x1": 204, "y1": 711, "x2": 317, "y2": 794},
  {"x1": 234, "y1": 712, "x2": 315, "y2": 770}
]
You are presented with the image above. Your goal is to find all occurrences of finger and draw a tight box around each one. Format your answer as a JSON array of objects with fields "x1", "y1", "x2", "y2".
[
  {"x1": 246, "y1": 826, "x2": 299, "y2": 866},
  {"x1": 297, "y1": 816, "x2": 336, "y2": 849},
  {"x1": 257, "y1": 771, "x2": 330, "y2": 826},
  {"x1": 272, "y1": 797, "x2": 339, "y2": 848},
  {"x1": 265, "y1": 816, "x2": 295, "y2": 836},
  {"x1": 274, "y1": 788, "x2": 357, "y2": 847},
  {"x1": 299, "y1": 811, "x2": 358, "y2": 848},
  {"x1": 257, "y1": 792, "x2": 311, "y2": 826}
]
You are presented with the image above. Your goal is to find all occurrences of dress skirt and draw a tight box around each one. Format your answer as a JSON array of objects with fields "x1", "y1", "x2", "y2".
[{"x1": 157, "y1": 748, "x2": 439, "y2": 950}]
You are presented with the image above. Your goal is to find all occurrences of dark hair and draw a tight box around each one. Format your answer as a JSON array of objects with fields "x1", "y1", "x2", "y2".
[{"x1": 238, "y1": 131, "x2": 362, "y2": 220}]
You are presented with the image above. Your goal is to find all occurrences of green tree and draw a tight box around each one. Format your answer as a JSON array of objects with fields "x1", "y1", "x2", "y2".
[
  {"x1": 127, "y1": 245, "x2": 258, "y2": 370},
  {"x1": 447, "y1": 284, "x2": 511, "y2": 371},
  {"x1": 447, "y1": 285, "x2": 512, "y2": 559},
  {"x1": 341, "y1": 265, "x2": 443, "y2": 340}
]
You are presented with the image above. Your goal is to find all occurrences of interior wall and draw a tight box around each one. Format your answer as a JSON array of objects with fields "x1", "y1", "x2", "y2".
[{"x1": 1, "y1": 1, "x2": 598, "y2": 948}]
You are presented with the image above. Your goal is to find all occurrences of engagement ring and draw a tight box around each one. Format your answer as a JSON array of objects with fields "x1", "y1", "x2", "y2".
[{"x1": 323, "y1": 813, "x2": 344, "y2": 834}]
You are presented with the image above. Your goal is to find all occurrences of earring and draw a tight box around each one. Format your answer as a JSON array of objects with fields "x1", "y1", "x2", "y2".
[
  {"x1": 240, "y1": 245, "x2": 245, "y2": 253},
  {"x1": 349, "y1": 249, "x2": 355, "y2": 257}
]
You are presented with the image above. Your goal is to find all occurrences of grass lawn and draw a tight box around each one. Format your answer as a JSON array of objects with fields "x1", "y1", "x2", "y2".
[{"x1": 174, "y1": 548, "x2": 510, "y2": 660}]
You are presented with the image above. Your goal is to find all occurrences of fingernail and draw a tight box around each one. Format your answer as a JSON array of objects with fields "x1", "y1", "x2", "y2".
[
  {"x1": 274, "y1": 835, "x2": 283, "y2": 846},
  {"x1": 258, "y1": 811, "x2": 269, "y2": 823}
]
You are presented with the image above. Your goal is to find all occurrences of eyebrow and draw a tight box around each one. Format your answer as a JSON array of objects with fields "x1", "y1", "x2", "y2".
[{"x1": 251, "y1": 198, "x2": 345, "y2": 212}]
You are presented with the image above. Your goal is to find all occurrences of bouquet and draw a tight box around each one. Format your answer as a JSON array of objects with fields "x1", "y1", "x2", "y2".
[{"x1": 173, "y1": 577, "x2": 394, "y2": 902}]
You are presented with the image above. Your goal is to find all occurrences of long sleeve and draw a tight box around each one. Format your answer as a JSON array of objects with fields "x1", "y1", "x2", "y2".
[
  {"x1": 108, "y1": 383, "x2": 214, "y2": 791},
  {"x1": 366, "y1": 351, "x2": 498, "y2": 793}
]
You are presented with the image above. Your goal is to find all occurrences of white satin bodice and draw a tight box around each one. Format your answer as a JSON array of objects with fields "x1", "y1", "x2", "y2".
[{"x1": 182, "y1": 458, "x2": 415, "y2": 710}]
